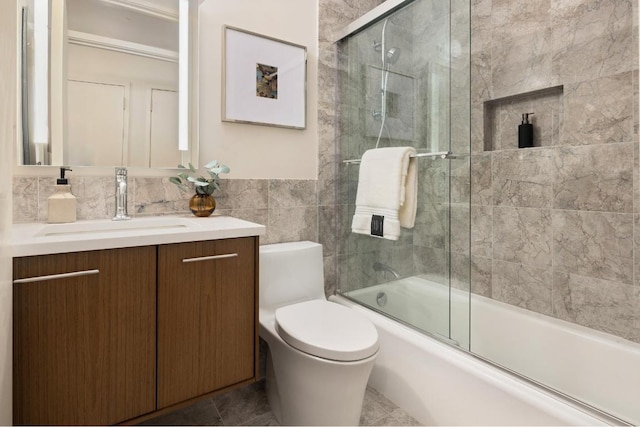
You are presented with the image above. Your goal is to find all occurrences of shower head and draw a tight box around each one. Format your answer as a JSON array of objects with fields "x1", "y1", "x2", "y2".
[{"x1": 386, "y1": 47, "x2": 401, "y2": 66}]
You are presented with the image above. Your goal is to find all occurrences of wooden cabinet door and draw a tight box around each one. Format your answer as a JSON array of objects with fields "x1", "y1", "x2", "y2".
[
  {"x1": 13, "y1": 246, "x2": 156, "y2": 425},
  {"x1": 157, "y1": 237, "x2": 257, "y2": 409}
]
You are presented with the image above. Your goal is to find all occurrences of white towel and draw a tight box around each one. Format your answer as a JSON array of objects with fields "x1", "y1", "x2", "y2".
[{"x1": 351, "y1": 147, "x2": 418, "y2": 241}]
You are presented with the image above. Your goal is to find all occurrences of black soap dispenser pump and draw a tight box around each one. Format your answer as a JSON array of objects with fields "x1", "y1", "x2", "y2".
[
  {"x1": 518, "y1": 112, "x2": 534, "y2": 148},
  {"x1": 57, "y1": 166, "x2": 71, "y2": 185}
]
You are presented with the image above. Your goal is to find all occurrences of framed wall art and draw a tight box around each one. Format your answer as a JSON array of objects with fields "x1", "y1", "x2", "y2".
[{"x1": 222, "y1": 25, "x2": 307, "y2": 129}]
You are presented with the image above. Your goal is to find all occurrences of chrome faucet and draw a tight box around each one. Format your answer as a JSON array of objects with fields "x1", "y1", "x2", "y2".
[
  {"x1": 113, "y1": 167, "x2": 131, "y2": 221},
  {"x1": 373, "y1": 261, "x2": 401, "y2": 280}
]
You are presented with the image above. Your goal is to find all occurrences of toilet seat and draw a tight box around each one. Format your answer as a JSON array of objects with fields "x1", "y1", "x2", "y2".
[{"x1": 275, "y1": 299, "x2": 379, "y2": 362}]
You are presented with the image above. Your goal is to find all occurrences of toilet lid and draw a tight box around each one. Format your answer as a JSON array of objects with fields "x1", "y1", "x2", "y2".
[{"x1": 275, "y1": 300, "x2": 379, "y2": 362}]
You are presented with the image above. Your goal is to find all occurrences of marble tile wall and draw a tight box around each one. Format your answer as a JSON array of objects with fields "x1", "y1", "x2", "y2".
[
  {"x1": 471, "y1": 0, "x2": 640, "y2": 343},
  {"x1": 12, "y1": 176, "x2": 318, "y2": 246}
]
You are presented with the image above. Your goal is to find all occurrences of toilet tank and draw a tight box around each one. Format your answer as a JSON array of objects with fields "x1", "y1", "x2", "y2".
[{"x1": 259, "y1": 241, "x2": 325, "y2": 310}]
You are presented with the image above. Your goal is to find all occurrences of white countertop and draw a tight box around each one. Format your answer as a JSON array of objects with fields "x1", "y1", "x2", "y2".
[{"x1": 12, "y1": 215, "x2": 266, "y2": 257}]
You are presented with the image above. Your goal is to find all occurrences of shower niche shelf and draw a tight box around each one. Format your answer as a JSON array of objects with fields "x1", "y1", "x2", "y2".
[{"x1": 483, "y1": 85, "x2": 564, "y2": 151}]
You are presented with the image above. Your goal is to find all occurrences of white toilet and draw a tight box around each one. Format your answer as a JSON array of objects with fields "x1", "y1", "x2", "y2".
[{"x1": 259, "y1": 241, "x2": 379, "y2": 426}]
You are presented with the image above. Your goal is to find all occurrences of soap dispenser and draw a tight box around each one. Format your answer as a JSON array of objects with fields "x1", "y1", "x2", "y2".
[
  {"x1": 48, "y1": 167, "x2": 77, "y2": 223},
  {"x1": 518, "y1": 112, "x2": 534, "y2": 148}
]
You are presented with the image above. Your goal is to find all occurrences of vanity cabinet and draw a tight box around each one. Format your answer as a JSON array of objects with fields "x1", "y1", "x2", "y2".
[
  {"x1": 13, "y1": 246, "x2": 157, "y2": 425},
  {"x1": 13, "y1": 236, "x2": 259, "y2": 425},
  {"x1": 157, "y1": 237, "x2": 257, "y2": 408}
]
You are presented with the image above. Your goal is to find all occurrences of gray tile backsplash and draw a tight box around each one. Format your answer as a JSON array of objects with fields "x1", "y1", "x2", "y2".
[{"x1": 13, "y1": 176, "x2": 318, "y2": 248}]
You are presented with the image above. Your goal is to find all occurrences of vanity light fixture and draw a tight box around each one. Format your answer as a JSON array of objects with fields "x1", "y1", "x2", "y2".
[
  {"x1": 178, "y1": 0, "x2": 189, "y2": 151},
  {"x1": 33, "y1": 0, "x2": 49, "y2": 147}
]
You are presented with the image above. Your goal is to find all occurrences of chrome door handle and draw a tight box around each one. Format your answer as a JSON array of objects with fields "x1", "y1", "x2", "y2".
[
  {"x1": 13, "y1": 269, "x2": 100, "y2": 284},
  {"x1": 182, "y1": 253, "x2": 238, "y2": 263}
]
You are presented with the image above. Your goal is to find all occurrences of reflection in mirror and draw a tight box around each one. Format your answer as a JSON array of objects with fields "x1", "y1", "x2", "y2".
[{"x1": 20, "y1": 0, "x2": 194, "y2": 168}]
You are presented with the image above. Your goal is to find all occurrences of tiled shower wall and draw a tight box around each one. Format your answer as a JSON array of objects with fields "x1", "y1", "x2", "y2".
[
  {"x1": 470, "y1": 0, "x2": 640, "y2": 343},
  {"x1": 12, "y1": 176, "x2": 318, "y2": 246}
]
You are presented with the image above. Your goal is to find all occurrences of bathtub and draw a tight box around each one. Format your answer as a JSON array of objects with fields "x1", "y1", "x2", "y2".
[{"x1": 331, "y1": 276, "x2": 640, "y2": 425}]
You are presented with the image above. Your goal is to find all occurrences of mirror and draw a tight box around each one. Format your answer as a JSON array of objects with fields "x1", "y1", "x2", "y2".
[{"x1": 19, "y1": 0, "x2": 197, "y2": 168}]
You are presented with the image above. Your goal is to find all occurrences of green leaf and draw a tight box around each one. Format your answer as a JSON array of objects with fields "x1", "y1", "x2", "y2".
[
  {"x1": 188, "y1": 177, "x2": 209, "y2": 186},
  {"x1": 203, "y1": 160, "x2": 219, "y2": 169},
  {"x1": 174, "y1": 160, "x2": 229, "y2": 194}
]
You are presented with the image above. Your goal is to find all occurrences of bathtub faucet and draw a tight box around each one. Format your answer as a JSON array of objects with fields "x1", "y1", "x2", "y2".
[
  {"x1": 113, "y1": 167, "x2": 131, "y2": 221},
  {"x1": 373, "y1": 261, "x2": 401, "y2": 280}
]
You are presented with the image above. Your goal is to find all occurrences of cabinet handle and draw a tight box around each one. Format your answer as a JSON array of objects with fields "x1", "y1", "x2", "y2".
[
  {"x1": 13, "y1": 269, "x2": 100, "y2": 284},
  {"x1": 182, "y1": 253, "x2": 238, "y2": 263}
]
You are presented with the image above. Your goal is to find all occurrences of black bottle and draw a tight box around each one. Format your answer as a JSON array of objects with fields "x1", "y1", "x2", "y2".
[{"x1": 518, "y1": 113, "x2": 534, "y2": 148}]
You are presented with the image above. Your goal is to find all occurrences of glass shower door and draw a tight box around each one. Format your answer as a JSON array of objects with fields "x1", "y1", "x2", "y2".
[{"x1": 335, "y1": 0, "x2": 471, "y2": 349}]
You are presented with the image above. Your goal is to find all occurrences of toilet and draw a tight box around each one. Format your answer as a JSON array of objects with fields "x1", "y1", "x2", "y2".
[{"x1": 259, "y1": 241, "x2": 379, "y2": 426}]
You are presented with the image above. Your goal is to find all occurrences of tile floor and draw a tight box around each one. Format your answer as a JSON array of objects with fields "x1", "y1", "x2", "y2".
[{"x1": 140, "y1": 379, "x2": 421, "y2": 426}]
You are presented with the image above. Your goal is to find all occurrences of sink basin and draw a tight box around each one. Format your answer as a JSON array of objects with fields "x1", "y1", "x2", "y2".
[{"x1": 34, "y1": 216, "x2": 194, "y2": 237}]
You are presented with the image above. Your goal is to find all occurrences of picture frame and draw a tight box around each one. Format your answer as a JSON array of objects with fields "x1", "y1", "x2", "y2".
[{"x1": 222, "y1": 25, "x2": 307, "y2": 129}]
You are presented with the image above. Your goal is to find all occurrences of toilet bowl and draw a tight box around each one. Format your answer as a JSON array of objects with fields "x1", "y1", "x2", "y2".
[{"x1": 259, "y1": 241, "x2": 379, "y2": 426}]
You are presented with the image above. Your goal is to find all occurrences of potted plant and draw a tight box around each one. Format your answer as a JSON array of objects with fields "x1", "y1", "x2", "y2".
[{"x1": 170, "y1": 160, "x2": 230, "y2": 217}]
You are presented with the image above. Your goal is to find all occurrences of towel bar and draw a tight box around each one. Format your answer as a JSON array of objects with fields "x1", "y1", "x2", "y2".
[{"x1": 342, "y1": 151, "x2": 456, "y2": 164}]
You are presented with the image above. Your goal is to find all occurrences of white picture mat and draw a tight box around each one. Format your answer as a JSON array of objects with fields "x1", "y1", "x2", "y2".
[{"x1": 223, "y1": 27, "x2": 306, "y2": 129}]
